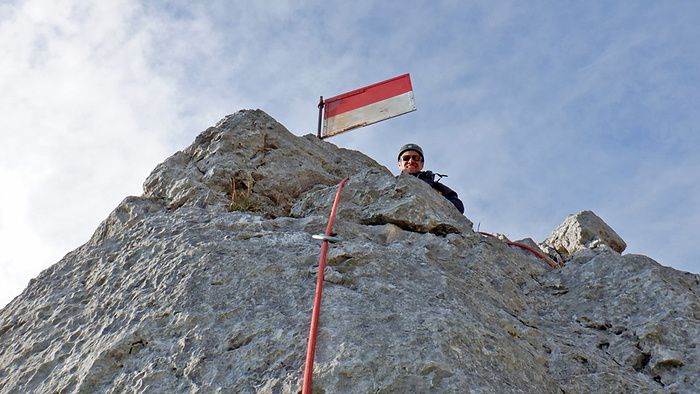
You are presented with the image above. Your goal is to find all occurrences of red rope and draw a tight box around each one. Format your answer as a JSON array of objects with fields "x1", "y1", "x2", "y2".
[
  {"x1": 478, "y1": 231, "x2": 559, "y2": 269},
  {"x1": 302, "y1": 177, "x2": 350, "y2": 393}
]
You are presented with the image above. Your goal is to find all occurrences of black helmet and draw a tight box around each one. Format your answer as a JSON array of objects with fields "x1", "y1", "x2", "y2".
[{"x1": 398, "y1": 143, "x2": 424, "y2": 161}]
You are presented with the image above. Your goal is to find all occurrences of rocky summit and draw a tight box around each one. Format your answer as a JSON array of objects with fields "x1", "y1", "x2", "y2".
[{"x1": 1, "y1": 110, "x2": 699, "y2": 393}]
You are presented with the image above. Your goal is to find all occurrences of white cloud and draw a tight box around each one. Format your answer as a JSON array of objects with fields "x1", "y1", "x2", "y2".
[
  {"x1": 0, "y1": 168, "x2": 55, "y2": 305},
  {"x1": 2, "y1": 0, "x2": 700, "y2": 308},
  {"x1": 0, "y1": 0, "x2": 186, "y2": 307}
]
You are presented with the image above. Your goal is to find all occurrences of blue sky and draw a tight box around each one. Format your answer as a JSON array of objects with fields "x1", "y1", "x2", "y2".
[{"x1": 2, "y1": 0, "x2": 699, "y2": 307}]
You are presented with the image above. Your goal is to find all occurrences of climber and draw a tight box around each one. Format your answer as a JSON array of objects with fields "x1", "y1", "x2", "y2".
[{"x1": 398, "y1": 143, "x2": 465, "y2": 214}]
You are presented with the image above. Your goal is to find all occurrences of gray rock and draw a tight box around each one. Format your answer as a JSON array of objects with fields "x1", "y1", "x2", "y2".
[
  {"x1": 1, "y1": 110, "x2": 698, "y2": 393},
  {"x1": 291, "y1": 168, "x2": 473, "y2": 236},
  {"x1": 143, "y1": 109, "x2": 383, "y2": 216},
  {"x1": 541, "y1": 210, "x2": 627, "y2": 262},
  {"x1": 534, "y1": 251, "x2": 700, "y2": 392}
]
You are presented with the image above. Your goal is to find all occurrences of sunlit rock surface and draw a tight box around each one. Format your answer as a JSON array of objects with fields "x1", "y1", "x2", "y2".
[{"x1": 1, "y1": 110, "x2": 698, "y2": 393}]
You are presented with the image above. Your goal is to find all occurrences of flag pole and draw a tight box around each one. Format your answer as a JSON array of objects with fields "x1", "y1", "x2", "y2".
[{"x1": 317, "y1": 96, "x2": 324, "y2": 139}]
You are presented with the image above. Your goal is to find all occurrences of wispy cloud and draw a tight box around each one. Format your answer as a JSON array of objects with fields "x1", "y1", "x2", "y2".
[
  {"x1": 2, "y1": 0, "x2": 700, "y2": 307},
  {"x1": 0, "y1": 0, "x2": 180, "y2": 305}
]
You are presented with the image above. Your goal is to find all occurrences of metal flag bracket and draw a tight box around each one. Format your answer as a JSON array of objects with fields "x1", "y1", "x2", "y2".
[{"x1": 316, "y1": 96, "x2": 325, "y2": 139}]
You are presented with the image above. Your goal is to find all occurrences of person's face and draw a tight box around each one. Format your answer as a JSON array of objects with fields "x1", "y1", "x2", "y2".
[{"x1": 398, "y1": 150, "x2": 424, "y2": 174}]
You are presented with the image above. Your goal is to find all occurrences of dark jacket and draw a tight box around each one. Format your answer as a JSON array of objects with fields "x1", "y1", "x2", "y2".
[{"x1": 413, "y1": 171, "x2": 465, "y2": 214}]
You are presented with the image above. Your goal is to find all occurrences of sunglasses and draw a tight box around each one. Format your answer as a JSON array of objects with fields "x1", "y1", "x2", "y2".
[{"x1": 401, "y1": 154, "x2": 423, "y2": 162}]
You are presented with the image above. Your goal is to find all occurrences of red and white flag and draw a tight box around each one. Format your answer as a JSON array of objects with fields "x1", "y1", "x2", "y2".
[{"x1": 320, "y1": 74, "x2": 416, "y2": 139}]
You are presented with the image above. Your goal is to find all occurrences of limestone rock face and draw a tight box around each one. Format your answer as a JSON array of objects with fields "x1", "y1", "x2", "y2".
[
  {"x1": 142, "y1": 110, "x2": 383, "y2": 216},
  {"x1": 1, "y1": 110, "x2": 699, "y2": 393}
]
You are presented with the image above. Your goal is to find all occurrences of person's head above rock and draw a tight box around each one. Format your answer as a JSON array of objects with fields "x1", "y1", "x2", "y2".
[{"x1": 397, "y1": 143, "x2": 424, "y2": 174}]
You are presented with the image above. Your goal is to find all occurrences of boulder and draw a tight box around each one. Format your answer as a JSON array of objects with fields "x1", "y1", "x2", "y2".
[
  {"x1": 291, "y1": 168, "x2": 473, "y2": 236},
  {"x1": 541, "y1": 210, "x2": 626, "y2": 262}
]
